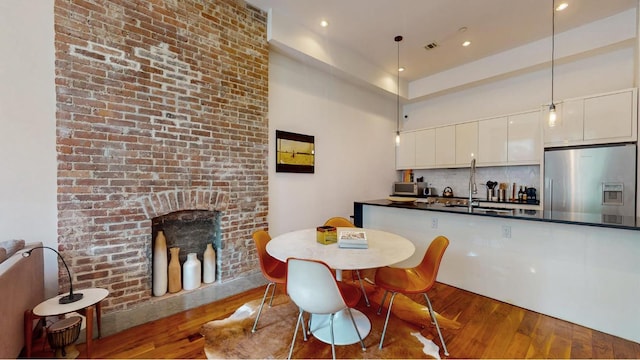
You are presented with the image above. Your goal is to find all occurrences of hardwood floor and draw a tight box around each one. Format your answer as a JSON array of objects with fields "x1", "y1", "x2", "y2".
[{"x1": 25, "y1": 280, "x2": 640, "y2": 359}]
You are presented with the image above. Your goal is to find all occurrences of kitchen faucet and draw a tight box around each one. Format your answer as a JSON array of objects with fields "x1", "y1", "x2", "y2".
[{"x1": 468, "y1": 158, "x2": 479, "y2": 213}]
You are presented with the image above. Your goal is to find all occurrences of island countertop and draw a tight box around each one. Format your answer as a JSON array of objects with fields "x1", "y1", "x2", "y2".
[{"x1": 355, "y1": 198, "x2": 640, "y2": 231}]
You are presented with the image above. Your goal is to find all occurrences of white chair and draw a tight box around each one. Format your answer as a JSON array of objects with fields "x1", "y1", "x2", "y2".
[{"x1": 286, "y1": 257, "x2": 366, "y2": 360}]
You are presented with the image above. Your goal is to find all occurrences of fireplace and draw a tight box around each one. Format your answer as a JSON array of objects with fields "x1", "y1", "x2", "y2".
[
  {"x1": 54, "y1": 0, "x2": 269, "y2": 318},
  {"x1": 151, "y1": 210, "x2": 221, "y2": 293}
]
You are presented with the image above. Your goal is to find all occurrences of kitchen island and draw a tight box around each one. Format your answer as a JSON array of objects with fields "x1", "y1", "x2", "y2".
[
  {"x1": 354, "y1": 199, "x2": 640, "y2": 343},
  {"x1": 356, "y1": 198, "x2": 640, "y2": 229}
]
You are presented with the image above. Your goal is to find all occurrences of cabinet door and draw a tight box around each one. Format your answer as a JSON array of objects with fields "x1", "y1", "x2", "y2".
[
  {"x1": 435, "y1": 126, "x2": 455, "y2": 167},
  {"x1": 584, "y1": 90, "x2": 635, "y2": 141},
  {"x1": 395, "y1": 132, "x2": 415, "y2": 170},
  {"x1": 455, "y1": 122, "x2": 478, "y2": 166},
  {"x1": 543, "y1": 100, "x2": 583, "y2": 146},
  {"x1": 508, "y1": 111, "x2": 541, "y2": 163},
  {"x1": 414, "y1": 128, "x2": 436, "y2": 168},
  {"x1": 478, "y1": 117, "x2": 507, "y2": 165}
]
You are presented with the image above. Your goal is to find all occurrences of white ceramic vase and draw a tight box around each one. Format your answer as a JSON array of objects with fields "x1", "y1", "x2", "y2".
[
  {"x1": 203, "y1": 243, "x2": 216, "y2": 284},
  {"x1": 182, "y1": 252, "x2": 201, "y2": 291},
  {"x1": 152, "y1": 231, "x2": 168, "y2": 296}
]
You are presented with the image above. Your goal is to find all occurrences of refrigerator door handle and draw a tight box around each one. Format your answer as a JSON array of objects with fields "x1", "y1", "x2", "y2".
[{"x1": 548, "y1": 179, "x2": 553, "y2": 212}]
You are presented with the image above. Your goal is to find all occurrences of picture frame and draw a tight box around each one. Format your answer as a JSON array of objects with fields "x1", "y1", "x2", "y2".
[{"x1": 276, "y1": 130, "x2": 315, "y2": 173}]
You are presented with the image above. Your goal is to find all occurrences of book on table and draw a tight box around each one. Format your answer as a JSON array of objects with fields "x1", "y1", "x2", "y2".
[{"x1": 338, "y1": 230, "x2": 368, "y2": 249}]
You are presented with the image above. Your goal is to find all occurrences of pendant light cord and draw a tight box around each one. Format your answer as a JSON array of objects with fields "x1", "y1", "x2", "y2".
[
  {"x1": 395, "y1": 35, "x2": 403, "y2": 137},
  {"x1": 551, "y1": 0, "x2": 555, "y2": 107}
]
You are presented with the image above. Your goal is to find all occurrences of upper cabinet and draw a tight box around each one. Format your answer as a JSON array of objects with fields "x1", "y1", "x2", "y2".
[
  {"x1": 543, "y1": 88, "x2": 637, "y2": 147},
  {"x1": 542, "y1": 99, "x2": 584, "y2": 146},
  {"x1": 397, "y1": 112, "x2": 541, "y2": 169},
  {"x1": 477, "y1": 111, "x2": 541, "y2": 167},
  {"x1": 584, "y1": 90, "x2": 635, "y2": 141},
  {"x1": 455, "y1": 122, "x2": 478, "y2": 166},
  {"x1": 395, "y1": 88, "x2": 636, "y2": 169},
  {"x1": 507, "y1": 110, "x2": 541, "y2": 164},
  {"x1": 478, "y1": 116, "x2": 507, "y2": 166},
  {"x1": 435, "y1": 125, "x2": 456, "y2": 167},
  {"x1": 414, "y1": 128, "x2": 436, "y2": 168},
  {"x1": 395, "y1": 131, "x2": 415, "y2": 170}
]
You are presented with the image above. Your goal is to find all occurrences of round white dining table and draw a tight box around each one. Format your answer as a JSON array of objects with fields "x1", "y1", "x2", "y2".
[{"x1": 267, "y1": 227, "x2": 415, "y2": 346}]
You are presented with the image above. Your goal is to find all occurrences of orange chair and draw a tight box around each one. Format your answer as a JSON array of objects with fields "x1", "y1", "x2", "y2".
[
  {"x1": 323, "y1": 217, "x2": 370, "y2": 307},
  {"x1": 375, "y1": 235, "x2": 450, "y2": 355},
  {"x1": 251, "y1": 230, "x2": 287, "y2": 333}
]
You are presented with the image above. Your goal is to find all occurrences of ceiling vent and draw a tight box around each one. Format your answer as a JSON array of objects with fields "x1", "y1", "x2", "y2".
[{"x1": 424, "y1": 42, "x2": 439, "y2": 50}]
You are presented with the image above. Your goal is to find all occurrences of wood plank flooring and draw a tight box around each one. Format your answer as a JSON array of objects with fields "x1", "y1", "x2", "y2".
[{"x1": 24, "y1": 281, "x2": 640, "y2": 359}]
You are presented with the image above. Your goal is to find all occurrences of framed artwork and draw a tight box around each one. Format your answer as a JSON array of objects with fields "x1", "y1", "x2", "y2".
[{"x1": 276, "y1": 130, "x2": 315, "y2": 173}]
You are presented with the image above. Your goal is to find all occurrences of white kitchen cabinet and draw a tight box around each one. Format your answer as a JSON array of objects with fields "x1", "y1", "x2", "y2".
[
  {"x1": 543, "y1": 99, "x2": 584, "y2": 146},
  {"x1": 435, "y1": 125, "x2": 455, "y2": 167},
  {"x1": 414, "y1": 128, "x2": 436, "y2": 168},
  {"x1": 543, "y1": 88, "x2": 637, "y2": 147},
  {"x1": 584, "y1": 90, "x2": 635, "y2": 141},
  {"x1": 395, "y1": 131, "x2": 415, "y2": 170},
  {"x1": 507, "y1": 110, "x2": 541, "y2": 164},
  {"x1": 478, "y1": 116, "x2": 507, "y2": 165},
  {"x1": 455, "y1": 122, "x2": 478, "y2": 166}
]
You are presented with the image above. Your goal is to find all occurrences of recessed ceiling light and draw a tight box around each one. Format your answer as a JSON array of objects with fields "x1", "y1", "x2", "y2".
[
  {"x1": 398, "y1": 67, "x2": 405, "y2": 72},
  {"x1": 320, "y1": 20, "x2": 329, "y2": 27},
  {"x1": 462, "y1": 41, "x2": 471, "y2": 47},
  {"x1": 556, "y1": 2, "x2": 568, "y2": 11}
]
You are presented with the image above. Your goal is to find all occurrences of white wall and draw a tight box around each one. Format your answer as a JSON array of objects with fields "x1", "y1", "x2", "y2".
[
  {"x1": 403, "y1": 46, "x2": 635, "y2": 130},
  {"x1": 268, "y1": 51, "x2": 397, "y2": 236},
  {"x1": 0, "y1": 0, "x2": 58, "y2": 296}
]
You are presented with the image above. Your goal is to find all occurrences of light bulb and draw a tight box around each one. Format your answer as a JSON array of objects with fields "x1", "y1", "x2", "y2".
[
  {"x1": 395, "y1": 133, "x2": 400, "y2": 145},
  {"x1": 548, "y1": 104, "x2": 557, "y2": 127}
]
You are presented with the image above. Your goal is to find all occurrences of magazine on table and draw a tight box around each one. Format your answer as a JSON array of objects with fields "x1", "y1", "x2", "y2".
[{"x1": 338, "y1": 230, "x2": 368, "y2": 249}]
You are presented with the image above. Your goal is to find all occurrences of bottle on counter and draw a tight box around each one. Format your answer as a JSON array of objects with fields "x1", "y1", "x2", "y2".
[
  {"x1": 518, "y1": 186, "x2": 524, "y2": 202},
  {"x1": 523, "y1": 187, "x2": 528, "y2": 202}
]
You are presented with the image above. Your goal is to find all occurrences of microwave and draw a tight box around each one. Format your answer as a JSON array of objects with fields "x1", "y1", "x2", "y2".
[{"x1": 393, "y1": 182, "x2": 432, "y2": 197}]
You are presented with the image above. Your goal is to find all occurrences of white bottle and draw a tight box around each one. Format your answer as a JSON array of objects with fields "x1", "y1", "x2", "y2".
[{"x1": 182, "y1": 253, "x2": 201, "y2": 291}]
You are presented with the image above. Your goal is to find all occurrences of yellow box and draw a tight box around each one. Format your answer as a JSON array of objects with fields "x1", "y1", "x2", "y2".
[{"x1": 316, "y1": 226, "x2": 337, "y2": 245}]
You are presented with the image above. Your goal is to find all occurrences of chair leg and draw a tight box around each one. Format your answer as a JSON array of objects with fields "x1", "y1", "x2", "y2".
[
  {"x1": 268, "y1": 281, "x2": 277, "y2": 306},
  {"x1": 329, "y1": 313, "x2": 336, "y2": 360},
  {"x1": 377, "y1": 290, "x2": 389, "y2": 315},
  {"x1": 305, "y1": 314, "x2": 311, "y2": 337},
  {"x1": 423, "y1": 293, "x2": 449, "y2": 356},
  {"x1": 354, "y1": 270, "x2": 370, "y2": 307},
  {"x1": 346, "y1": 308, "x2": 366, "y2": 351},
  {"x1": 252, "y1": 282, "x2": 274, "y2": 333},
  {"x1": 287, "y1": 309, "x2": 304, "y2": 360},
  {"x1": 378, "y1": 292, "x2": 397, "y2": 349},
  {"x1": 301, "y1": 312, "x2": 308, "y2": 341}
]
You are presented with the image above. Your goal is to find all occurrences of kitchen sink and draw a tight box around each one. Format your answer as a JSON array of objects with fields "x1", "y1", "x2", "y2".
[
  {"x1": 427, "y1": 197, "x2": 469, "y2": 206},
  {"x1": 471, "y1": 207, "x2": 514, "y2": 215},
  {"x1": 426, "y1": 200, "x2": 515, "y2": 215}
]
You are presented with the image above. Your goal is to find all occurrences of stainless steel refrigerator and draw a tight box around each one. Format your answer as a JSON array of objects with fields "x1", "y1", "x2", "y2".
[{"x1": 544, "y1": 144, "x2": 637, "y2": 223}]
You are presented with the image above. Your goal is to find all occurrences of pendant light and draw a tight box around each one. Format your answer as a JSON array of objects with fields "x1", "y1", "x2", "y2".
[
  {"x1": 548, "y1": 0, "x2": 557, "y2": 127},
  {"x1": 395, "y1": 35, "x2": 403, "y2": 146}
]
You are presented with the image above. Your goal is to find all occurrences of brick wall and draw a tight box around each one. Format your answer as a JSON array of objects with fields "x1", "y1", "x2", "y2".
[{"x1": 54, "y1": 0, "x2": 268, "y2": 313}]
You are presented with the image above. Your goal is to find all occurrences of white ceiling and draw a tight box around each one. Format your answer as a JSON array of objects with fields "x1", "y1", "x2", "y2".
[{"x1": 246, "y1": 0, "x2": 637, "y2": 82}]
